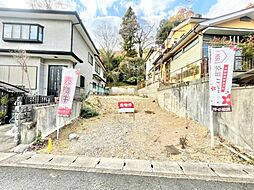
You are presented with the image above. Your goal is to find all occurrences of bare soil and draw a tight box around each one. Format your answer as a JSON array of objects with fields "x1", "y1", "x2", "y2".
[{"x1": 43, "y1": 95, "x2": 244, "y2": 163}]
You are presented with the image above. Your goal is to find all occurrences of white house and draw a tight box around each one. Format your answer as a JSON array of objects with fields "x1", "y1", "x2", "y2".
[
  {"x1": 0, "y1": 8, "x2": 102, "y2": 97},
  {"x1": 91, "y1": 55, "x2": 106, "y2": 94},
  {"x1": 144, "y1": 47, "x2": 163, "y2": 84}
]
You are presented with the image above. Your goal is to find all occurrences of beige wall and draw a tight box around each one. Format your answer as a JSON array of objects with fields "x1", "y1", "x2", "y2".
[
  {"x1": 217, "y1": 18, "x2": 254, "y2": 29},
  {"x1": 170, "y1": 35, "x2": 203, "y2": 81}
]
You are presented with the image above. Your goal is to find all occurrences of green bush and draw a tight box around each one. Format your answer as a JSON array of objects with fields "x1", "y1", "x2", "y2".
[
  {"x1": 0, "y1": 111, "x2": 5, "y2": 121},
  {"x1": 80, "y1": 106, "x2": 99, "y2": 119}
]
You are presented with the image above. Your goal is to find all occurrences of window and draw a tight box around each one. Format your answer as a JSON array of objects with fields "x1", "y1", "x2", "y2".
[
  {"x1": 95, "y1": 62, "x2": 101, "y2": 74},
  {"x1": 80, "y1": 75, "x2": 85, "y2": 88},
  {"x1": 3, "y1": 23, "x2": 44, "y2": 42},
  {"x1": 88, "y1": 52, "x2": 93, "y2": 65}
]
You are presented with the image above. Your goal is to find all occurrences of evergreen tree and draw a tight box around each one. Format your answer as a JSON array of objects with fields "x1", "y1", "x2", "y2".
[{"x1": 119, "y1": 6, "x2": 140, "y2": 57}]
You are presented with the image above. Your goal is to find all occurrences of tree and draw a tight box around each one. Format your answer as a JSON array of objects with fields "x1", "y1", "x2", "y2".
[
  {"x1": 119, "y1": 6, "x2": 140, "y2": 57},
  {"x1": 93, "y1": 23, "x2": 119, "y2": 54},
  {"x1": 156, "y1": 7, "x2": 195, "y2": 45},
  {"x1": 27, "y1": 0, "x2": 75, "y2": 10},
  {"x1": 135, "y1": 21, "x2": 155, "y2": 58},
  {"x1": 246, "y1": 3, "x2": 254, "y2": 8},
  {"x1": 11, "y1": 49, "x2": 32, "y2": 95},
  {"x1": 118, "y1": 57, "x2": 145, "y2": 84},
  {"x1": 93, "y1": 22, "x2": 120, "y2": 75},
  {"x1": 156, "y1": 19, "x2": 175, "y2": 45}
]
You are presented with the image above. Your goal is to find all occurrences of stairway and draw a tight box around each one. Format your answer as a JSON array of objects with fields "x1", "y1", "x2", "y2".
[{"x1": 0, "y1": 124, "x2": 16, "y2": 152}]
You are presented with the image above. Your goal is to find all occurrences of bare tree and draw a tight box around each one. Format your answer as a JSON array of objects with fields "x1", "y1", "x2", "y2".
[
  {"x1": 93, "y1": 23, "x2": 120, "y2": 53},
  {"x1": 11, "y1": 50, "x2": 32, "y2": 95},
  {"x1": 93, "y1": 23, "x2": 120, "y2": 74},
  {"x1": 27, "y1": 0, "x2": 75, "y2": 10},
  {"x1": 135, "y1": 22, "x2": 155, "y2": 58}
]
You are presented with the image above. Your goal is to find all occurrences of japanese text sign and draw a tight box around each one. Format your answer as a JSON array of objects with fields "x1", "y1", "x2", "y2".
[
  {"x1": 118, "y1": 101, "x2": 135, "y2": 113},
  {"x1": 58, "y1": 68, "x2": 79, "y2": 116},
  {"x1": 209, "y1": 47, "x2": 235, "y2": 112}
]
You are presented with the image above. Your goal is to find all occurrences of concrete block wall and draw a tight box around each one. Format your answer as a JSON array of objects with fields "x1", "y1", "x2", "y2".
[
  {"x1": 35, "y1": 101, "x2": 81, "y2": 139},
  {"x1": 138, "y1": 80, "x2": 254, "y2": 151},
  {"x1": 109, "y1": 86, "x2": 138, "y2": 95}
]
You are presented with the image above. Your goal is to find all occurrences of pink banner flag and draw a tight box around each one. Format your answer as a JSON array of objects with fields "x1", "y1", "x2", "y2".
[
  {"x1": 57, "y1": 68, "x2": 79, "y2": 117},
  {"x1": 209, "y1": 47, "x2": 235, "y2": 112}
]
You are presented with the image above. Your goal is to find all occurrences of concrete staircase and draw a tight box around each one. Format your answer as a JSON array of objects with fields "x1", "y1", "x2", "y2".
[{"x1": 0, "y1": 124, "x2": 16, "y2": 152}]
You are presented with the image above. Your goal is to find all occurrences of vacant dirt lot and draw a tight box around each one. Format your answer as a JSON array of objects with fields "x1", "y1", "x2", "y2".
[{"x1": 45, "y1": 95, "x2": 243, "y2": 163}]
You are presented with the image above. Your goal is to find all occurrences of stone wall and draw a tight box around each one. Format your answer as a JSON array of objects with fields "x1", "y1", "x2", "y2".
[
  {"x1": 138, "y1": 79, "x2": 254, "y2": 151},
  {"x1": 35, "y1": 101, "x2": 81, "y2": 139}
]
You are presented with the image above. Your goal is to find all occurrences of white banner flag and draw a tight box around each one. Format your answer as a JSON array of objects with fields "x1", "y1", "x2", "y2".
[
  {"x1": 209, "y1": 47, "x2": 235, "y2": 112},
  {"x1": 57, "y1": 68, "x2": 79, "y2": 117}
]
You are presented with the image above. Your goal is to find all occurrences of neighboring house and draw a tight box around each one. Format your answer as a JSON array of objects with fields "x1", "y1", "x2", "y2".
[
  {"x1": 91, "y1": 55, "x2": 107, "y2": 94},
  {"x1": 0, "y1": 8, "x2": 101, "y2": 97},
  {"x1": 146, "y1": 7, "x2": 254, "y2": 85},
  {"x1": 144, "y1": 47, "x2": 163, "y2": 84}
]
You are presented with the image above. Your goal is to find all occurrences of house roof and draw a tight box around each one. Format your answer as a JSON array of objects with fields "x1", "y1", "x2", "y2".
[
  {"x1": 0, "y1": 7, "x2": 99, "y2": 55},
  {"x1": 0, "y1": 48, "x2": 83, "y2": 63},
  {"x1": 200, "y1": 7, "x2": 254, "y2": 26},
  {"x1": 0, "y1": 80, "x2": 28, "y2": 93},
  {"x1": 163, "y1": 7, "x2": 254, "y2": 61}
]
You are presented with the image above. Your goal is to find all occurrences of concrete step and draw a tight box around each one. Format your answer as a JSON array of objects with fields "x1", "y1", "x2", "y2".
[
  {"x1": 0, "y1": 124, "x2": 14, "y2": 134},
  {"x1": 0, "y1": 142, "x2": 16, "y2": 152},
  {"x1": 0, "y1": 134, "x2": 15, "y2": 152}
]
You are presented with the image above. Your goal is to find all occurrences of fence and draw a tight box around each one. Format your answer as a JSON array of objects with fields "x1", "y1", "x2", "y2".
[
  {"x1": 14, "y1": 95, "x2": 54, "y2": 124},
  {"x1": 164, "y1": 55, "x2": 254, "y2": 86},
  {"x1": 91, "y1": 86, "x2": 109, "y2": 95}
]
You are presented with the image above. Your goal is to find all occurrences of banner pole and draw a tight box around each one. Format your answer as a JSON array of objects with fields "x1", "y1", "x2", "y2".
[
  {"x1": 56, "y1": 116, "x2": 59, "y2": 139},
  {"x1": 209, "y1": 105, "x2": 214, "y2": 149},
  {"x1": 208, "y1": 46, "x2": 214, "y2": 149}
]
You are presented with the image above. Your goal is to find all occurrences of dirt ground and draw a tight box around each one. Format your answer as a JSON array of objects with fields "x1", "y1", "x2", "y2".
[{"x1": 44, "y1": 95, "x2": 244, "y2": 163}]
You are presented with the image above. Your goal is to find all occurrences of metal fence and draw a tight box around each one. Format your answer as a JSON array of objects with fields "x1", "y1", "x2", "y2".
[{"x1": 18, "y1": 95, "x2": 54, "y2": 105}]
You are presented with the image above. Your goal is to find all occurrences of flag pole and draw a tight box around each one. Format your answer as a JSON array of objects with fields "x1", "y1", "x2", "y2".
[{"x1": 208, "y1": 46, "x2": 214, "y2": 149}]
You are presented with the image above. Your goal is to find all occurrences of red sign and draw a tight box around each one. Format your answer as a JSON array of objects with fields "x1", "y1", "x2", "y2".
[{"x1": 118, "y1": 101, "x2": 134, "y2": 113}]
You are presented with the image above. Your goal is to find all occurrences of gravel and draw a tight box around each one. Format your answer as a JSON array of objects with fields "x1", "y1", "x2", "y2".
[{"x1": 48, "y1": 95, "x2": 244, "y2": 163}]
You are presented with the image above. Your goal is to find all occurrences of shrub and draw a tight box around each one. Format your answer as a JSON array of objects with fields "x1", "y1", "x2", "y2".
[{"x1": 80, "y1": 106, "x2": 99, "y2": 119}]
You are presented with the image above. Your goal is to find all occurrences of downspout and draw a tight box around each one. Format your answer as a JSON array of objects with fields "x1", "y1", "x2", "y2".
[
  {"x1": 71, "y1": 22, "x2": 80, "y2": 68},
  {"x1": 70, "y1": 22, "x2": 80, "y2": 53}
]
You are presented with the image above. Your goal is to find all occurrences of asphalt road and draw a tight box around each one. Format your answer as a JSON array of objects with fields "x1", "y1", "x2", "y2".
[{"x1": 0, "y1": 166, "x2": 253, "y2": 190}]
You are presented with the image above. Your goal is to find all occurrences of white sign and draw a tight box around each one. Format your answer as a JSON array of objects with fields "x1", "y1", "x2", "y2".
[
  {"x1": 209, "y1": 47, "x2": 235, "y2": 112},
  {"x1": 57, "y1": 68, "x2": 79, "y2": 117}
]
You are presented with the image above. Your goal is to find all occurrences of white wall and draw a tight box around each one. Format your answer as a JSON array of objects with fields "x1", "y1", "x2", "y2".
[
  {"x1": 72, "y1": 27, "x2": 94, "y2": 93},
  {"x1": 0, "y1": 55, "x2": 41, "y2": 94},
  {"x1": 0, "y1": 17, "x2": 72, "y2": 51}
]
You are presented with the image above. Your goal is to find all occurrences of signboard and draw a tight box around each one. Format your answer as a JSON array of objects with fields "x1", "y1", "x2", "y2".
[
  {"x1": 57, "y1": 68, "x2": 79, "y2": 116},
  {"x1": 118, "y1": 101, "x2": 134, "y2": 113},
  {"x1": 209, "y1": 47, "x2": 235, "y2": 112}
]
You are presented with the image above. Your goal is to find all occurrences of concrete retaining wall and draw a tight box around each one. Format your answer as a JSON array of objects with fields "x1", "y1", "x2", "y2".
[
  {"x1": 109, "y1": 86, "x2": 138, "y2": 95},
  {"x1": 35, "y1": 101, "x2": 81, "y2": 139},
  {"x1": 138, "y1": 80, "x2": 254, "y2": 151}
]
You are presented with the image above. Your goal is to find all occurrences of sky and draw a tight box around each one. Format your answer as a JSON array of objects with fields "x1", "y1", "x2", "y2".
[{"x1": 0, "y1": 0, "x2": 253, "y2": 49}]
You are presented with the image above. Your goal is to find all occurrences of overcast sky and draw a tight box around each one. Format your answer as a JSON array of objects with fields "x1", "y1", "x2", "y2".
[{"x1": 0, "y1": 0, "x2": 253, "y2": 49}]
